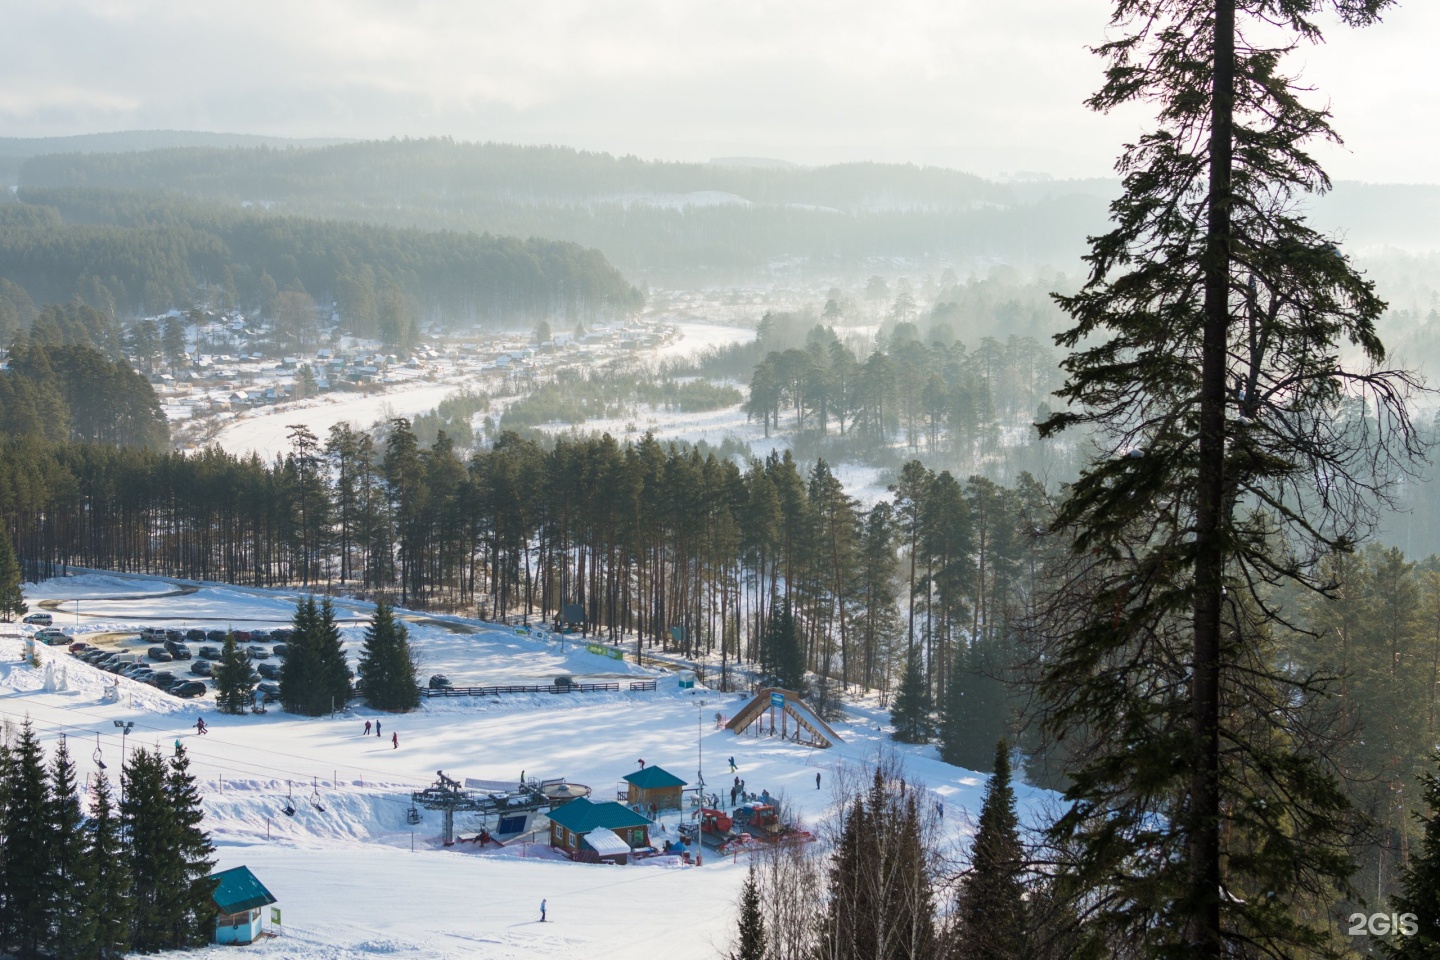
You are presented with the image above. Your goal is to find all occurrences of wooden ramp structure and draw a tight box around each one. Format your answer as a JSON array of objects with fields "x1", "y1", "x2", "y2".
[{"x1": 726, "y1": 688, "x2": 843, "y2": 748}]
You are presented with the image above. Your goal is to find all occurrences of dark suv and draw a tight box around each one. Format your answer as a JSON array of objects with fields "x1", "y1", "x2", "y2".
[{"x1": 164, "y1": 640, "x2": 192, "y2": 660}]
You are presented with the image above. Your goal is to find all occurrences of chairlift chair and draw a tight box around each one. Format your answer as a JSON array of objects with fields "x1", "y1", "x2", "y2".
[
  {"x1": 93, "y1": 733, "x2": 106, "y2": 770},
  {"x1": 310, "y1": 777, "x2": 326, "y2": 812},
  {"x1": 282, "y1": 781, "x2": 296, "y2": 817},
  {"x1": 407, "y1": 804, "x2": 422, "y2": 825}
]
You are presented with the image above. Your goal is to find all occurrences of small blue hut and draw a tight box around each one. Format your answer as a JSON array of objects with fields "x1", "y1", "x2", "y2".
[{"x1": 211, "y1": 865, "x2": 278, "y2": 945}]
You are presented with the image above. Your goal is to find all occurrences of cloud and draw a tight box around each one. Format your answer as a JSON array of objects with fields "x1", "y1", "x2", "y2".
[{"x1": 0, "y1": 0, "x2": 1432, "y2": 181}]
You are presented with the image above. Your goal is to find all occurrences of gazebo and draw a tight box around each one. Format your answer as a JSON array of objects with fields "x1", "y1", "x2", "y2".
[{"x1": 622, "y1": 764, "x2": 686, "y2": 812}]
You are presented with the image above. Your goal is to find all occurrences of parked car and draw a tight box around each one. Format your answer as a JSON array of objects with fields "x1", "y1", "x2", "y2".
[
  {"x1": 197, "y1": 645, "x2": 221, "y2": 660},
  {"x1": 206, "y1": 629, "x2": 227, "y2": 642},
  {"x1": 164, "y1": 640, "x2": 192, "y2": 660},
  {"x1": 147, "y1": 646, "x2": 173, "y2": 662},
  {"x1": 234, "y1": 630, "x2": 253, "y2": 642},
  {"x1": 256, "y1": 680, "x2": 281, "y2": 703},
  {"x1": 68, "y1": 641, "x2": 91, "y2": 654},
  {"x1": 36, "y1": 628, "x2": 69, "y2": 645},
  {"x1": 271, "y1": 644, "x2": 288, "y2": 658},
  {"x1": 149, "y1": 673, "x2": 180, "y2": 690},
  {"x1": 122, "y1": 666, "x2": 153, "y2": 681},
  {"x1": 82, "y1": 650, "x2": 110, "y2": 664},
  {"x1": 250, "y1": 629, "x2": 272, "y2": 641},
  {"x1": 165, "y1": 628, "x2": 184, "y2": 642},
  {"x1": 428, "y1": 674, "x2": 453, "y2": 690},
  {"x1": 22, "y1": 612, "x2": 52, "y2": 626},
  {"x1": 247, "y1": 646, "x2": 270, "y2": 660},
  {"x1": 140, "y1": 626, "x2": 167, "y2": 641},
  {"x1": 552, "y1": 675, "x2": 574, "y2": 688},
  {"x1": 172, "y1": 681, "x2": 206, "y2": 699},
  {"x1": 185, "y1": 628, "x2": 206, "y2": 641},
  {"x1": 257, "y1": 662, "x2": 281, "y2": 680},
  {"x1": 270, "y1": 629, "x2": 292, "y2": 642},
  {"x1": 190, "y1": 660, "x2": 213, "y2": 677}
]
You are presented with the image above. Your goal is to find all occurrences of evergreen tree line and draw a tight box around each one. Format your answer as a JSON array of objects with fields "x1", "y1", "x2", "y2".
[
  {"x1": 727, "y1": 747, "x2": 1049, "y2": 960},
  {"x1": 0, "y1": 334, "x2": 168, "y2": 450},
  {"x1": 0, "y1": 423, "x2": 1048, "y2": 719},
  {"x1": 0, "y1": 188, "x2": 643, "y2": 328},
  {"x1": 0, "y1": 722, "x2": 214, "y2": 959},
  {"x1": 746, "y1": 322, "x2": 1060, "y2": 464},
  {"x1": 10, "y1": 140, "x2": 1107, "y2": 281}
]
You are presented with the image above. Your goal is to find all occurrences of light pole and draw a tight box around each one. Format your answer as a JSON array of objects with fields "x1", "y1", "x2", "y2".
[{"x1": 695, "y1": 699, "x2": 706, "y2": 866}]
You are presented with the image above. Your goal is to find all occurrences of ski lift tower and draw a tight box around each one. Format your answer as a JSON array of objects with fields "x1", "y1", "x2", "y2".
[{"x1": 411, "y1": 771, "x2": 492, "y2": 845}]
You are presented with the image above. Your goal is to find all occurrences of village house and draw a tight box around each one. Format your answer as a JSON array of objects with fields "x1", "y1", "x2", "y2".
[{"x1": 547, "y1": 797, "x2": 654, "y2": 864}]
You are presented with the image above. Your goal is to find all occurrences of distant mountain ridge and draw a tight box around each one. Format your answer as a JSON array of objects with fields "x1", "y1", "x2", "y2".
[
  {"x1": 5, "y1": 135, "x2": 1437, "y2": 280},
  {"x1": 0, "y1": 130, "x2": 351, "y2": 159}
]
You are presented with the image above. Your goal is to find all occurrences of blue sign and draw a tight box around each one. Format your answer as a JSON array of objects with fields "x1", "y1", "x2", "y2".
[{"x1": 770, "y1": 692, "x2": 785, "y2": 707}]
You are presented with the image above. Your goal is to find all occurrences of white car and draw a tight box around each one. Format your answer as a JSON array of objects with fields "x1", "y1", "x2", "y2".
[{"x1": 23, "y1": 613, "x2": 52, "y2": 626}]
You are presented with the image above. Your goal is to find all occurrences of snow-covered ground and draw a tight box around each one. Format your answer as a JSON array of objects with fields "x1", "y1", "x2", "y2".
[
  {"x1": 2, "y1": 572, "x2": 1053, "y2": 960},
  {"x1": 209, "y1": 380, "x2": 471, "y2": 462}
]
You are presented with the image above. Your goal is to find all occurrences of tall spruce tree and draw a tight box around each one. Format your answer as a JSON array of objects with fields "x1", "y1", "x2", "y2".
[
  {"x1": 162, "y1": 746, "x2": 216, "y2": 947},
  {"x1": 0, "y1": 530, "x2": 25, "y2": 621},
  {"x1": 87, "y1": 770, "x2": 132, "y2": 960},
  {"x1": 890, "y1": 647, "x2": 933, "y2": 744},
  {"x1": 952, "y1": 740, "x2": 1026, "y2": 960},
  {"x1": 730, "y1": 865, "x2": 767, "y2": 960},
  {"x1": 940, "y1": 641, "x2": 1007, "y2": 772},
  {"x1": 1382, "y1": 753, "x2": 1440, "y2": 958},
  {"x1": 1, "y1": 721, "x2": 53, "y2": 960},
  {"x1": 760, "y1": 598, "x2": 806, "y2": 694},
  {"x1": 820, "y1": 767, "x2": 936, "y2": 960},
  {"x1": 280, "y1": 596, "x2": 321, "y2": 714},
  {"x1": 358, "y1": 598, "x2": 420, "y2": 711},
  {"x1": 122, "y1": 746, "x2": 174, "y2": 952},
  {"x1": 1035, "y1": 1, "x2": 1420, "y2": 957},
  {"x1": 49, "y1": 737, "x2": 98, "y2": 960},
  {"x1": 213, "y1": 632, "x2": 257, "y2": 715},
  {"x1": 316, "y1": 596, "x2": 354, "y2": 713}
]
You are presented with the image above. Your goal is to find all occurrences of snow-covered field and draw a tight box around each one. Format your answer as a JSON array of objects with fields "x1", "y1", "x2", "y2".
[{"x1": 4, "y1": 573, "x2": 1051, "y2": 959}]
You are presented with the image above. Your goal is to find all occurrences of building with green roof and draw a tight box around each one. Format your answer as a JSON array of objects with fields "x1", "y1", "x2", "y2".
[
  {"x1": 211, "y1": 865, "x2": 278, "y2": 944},
  {"x1": 622, "y1": 764, "x2": 686, "y2": 812},
  {"x1": 547, "y1": 797, "x2": 655, "y2": 863}
]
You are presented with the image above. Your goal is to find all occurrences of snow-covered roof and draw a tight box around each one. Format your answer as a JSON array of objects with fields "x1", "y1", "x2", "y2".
[{"x1": 582, "y1": 826, "x2": 631, "y2": 857}]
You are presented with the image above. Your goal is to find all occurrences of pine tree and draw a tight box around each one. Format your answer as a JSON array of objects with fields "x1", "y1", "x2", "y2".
[
  {"x1": 280, "y1": 596, "x2": 320, "y2": 715},
  {"x1": 0, "y1": 737, "x2": 10, "y2": 954},
  {"x1": 87, "y1": 770, "x2": 132, "y2": 960},
  {"x1": 941, "y1": 641, "x2": 1007, "y2": 772},
  {"x1": 730, "y1": 865, "x2": 767, "y2": 960},
  {"x1": 1382, "y1": 754, "x2": 1440, "y2": 958},
  {"x1": 760, "y1": 598, "x2": 805, "y2": 693},
  {"x1": 953, "y1": 740, "x2": 1026, "y2": 960},
  {"x1": 890, "y1": 647, "x2": 932, "y2": 743},
  {"x1": 123, "y1": 746, "x2": 174, "y2": 952},
  {"x1": 1, "y1": 721, "x2": 53, "y2": 959},
  {"x1": 162, "y1": 746, "x2": 216, "y2": 947},
  {"x1": 358, "y1": 598, "x2": 419, "y2": 711},
  {"x1": 213, "y1": 632, "x2": 256, "y2": 715},
  {"x1": 0, "y1": 530, "x2": 26, "y2": 621},
  {"x1": 314, "y1": 597, "x2": 354, "y2": 715},
  {"x1": 1034, "y1": 1, "x2": 1416, "y2": 956},
  {"x1": 49, "y1": 737, "x2": 98, "y2": 960}
]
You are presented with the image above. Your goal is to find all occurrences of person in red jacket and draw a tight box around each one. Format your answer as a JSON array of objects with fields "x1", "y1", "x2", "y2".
[{"x1": 392, "y1": 731, "x2": 399, "y2": 749}]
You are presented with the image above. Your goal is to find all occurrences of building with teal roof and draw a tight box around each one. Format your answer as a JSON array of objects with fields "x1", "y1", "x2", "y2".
[
  {"x1": 622, "y1": 764, "x2": 686, "y2": 811},
  {"x1": 547, "y1": 797, "x2": 654, "y2": 863},
  {"x1": 211, "y1": 865, "x2": 278, "y2": 945}
]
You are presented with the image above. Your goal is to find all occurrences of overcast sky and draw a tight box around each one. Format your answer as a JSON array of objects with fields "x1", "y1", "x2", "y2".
[{"x1": 2, "y1": 0, "x2": 1434, "y2": 183}]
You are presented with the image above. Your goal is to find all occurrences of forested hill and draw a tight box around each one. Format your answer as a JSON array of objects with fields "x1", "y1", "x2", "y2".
[
  {"x1": 0, "y1": 188, "x2": 643, "y2": 325},
  {"x1": 12, "y1": 140, "x2": 1111, "y2": 281},
  {"x1": 13, "y1": 139, "x2": 1438, "y2": 282}
]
